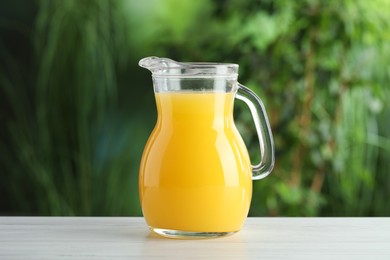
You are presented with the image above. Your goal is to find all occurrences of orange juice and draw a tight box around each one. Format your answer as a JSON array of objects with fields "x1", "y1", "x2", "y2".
[{"x1": 139, "y1": 92, "x2": 252, "y2": 232}]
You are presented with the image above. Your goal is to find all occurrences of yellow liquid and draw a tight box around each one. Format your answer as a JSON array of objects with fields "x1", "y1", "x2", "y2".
[{"x1": 139, "y1": 92, "x2": 252, "y2": 232}]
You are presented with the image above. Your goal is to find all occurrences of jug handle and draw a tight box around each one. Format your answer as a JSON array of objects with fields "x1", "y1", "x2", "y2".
[{"x1": 236, "y1": 83, "x2": 275, "y2": 180}]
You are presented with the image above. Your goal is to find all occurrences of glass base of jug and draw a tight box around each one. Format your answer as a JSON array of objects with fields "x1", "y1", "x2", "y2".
[{"x1": 150, "y1": 227, "x2": 237, "y2": 239}]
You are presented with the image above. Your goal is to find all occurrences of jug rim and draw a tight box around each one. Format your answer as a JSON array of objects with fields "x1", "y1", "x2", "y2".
[{"x1": 139, "y1": 56, "x2": 239, "y2": 78}]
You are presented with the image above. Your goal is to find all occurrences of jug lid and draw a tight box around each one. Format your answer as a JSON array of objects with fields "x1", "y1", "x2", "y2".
[{"x1": 139, "y1": 56, "x2": 238, "y2": 78}]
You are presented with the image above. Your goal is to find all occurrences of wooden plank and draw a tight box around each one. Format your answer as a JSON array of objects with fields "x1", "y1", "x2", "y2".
[{"x1": 0, "y1": 217, "x2": 389, "y2": 259}]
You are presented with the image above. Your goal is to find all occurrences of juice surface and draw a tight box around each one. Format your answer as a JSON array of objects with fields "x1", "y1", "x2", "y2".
[{"x1": 139, "y1": 91, "x2": 252, "y2": 232}]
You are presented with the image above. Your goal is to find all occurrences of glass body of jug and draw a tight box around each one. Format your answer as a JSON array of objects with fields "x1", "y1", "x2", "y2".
[{"x1": 138, "y1": 57, "x2": 274, "y2": 238}]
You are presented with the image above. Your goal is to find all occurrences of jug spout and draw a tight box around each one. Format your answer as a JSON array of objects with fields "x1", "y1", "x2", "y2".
[{"x1": 139, "y1": 56, "x2": 181, "y2": 74}]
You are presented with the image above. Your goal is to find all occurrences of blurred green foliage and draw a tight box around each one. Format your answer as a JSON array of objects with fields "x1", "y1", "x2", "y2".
[{"x1": 1, "y1": 0, "x2": 389, "y2": 216}]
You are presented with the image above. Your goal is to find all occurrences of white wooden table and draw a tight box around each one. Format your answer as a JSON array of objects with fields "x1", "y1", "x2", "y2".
[{"x1": 0, "y1": 217, "x2": 389, "y2": 259}]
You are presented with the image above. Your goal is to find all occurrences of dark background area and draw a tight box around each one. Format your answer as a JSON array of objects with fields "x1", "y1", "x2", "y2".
[{"x1": 1, "y1": 0, "x2": 390, "y2": 216}]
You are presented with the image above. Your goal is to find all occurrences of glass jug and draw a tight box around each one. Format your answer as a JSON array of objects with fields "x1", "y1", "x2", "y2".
[{"x1": 139, "y1": 57, "x2": 274, "y2": 239}]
